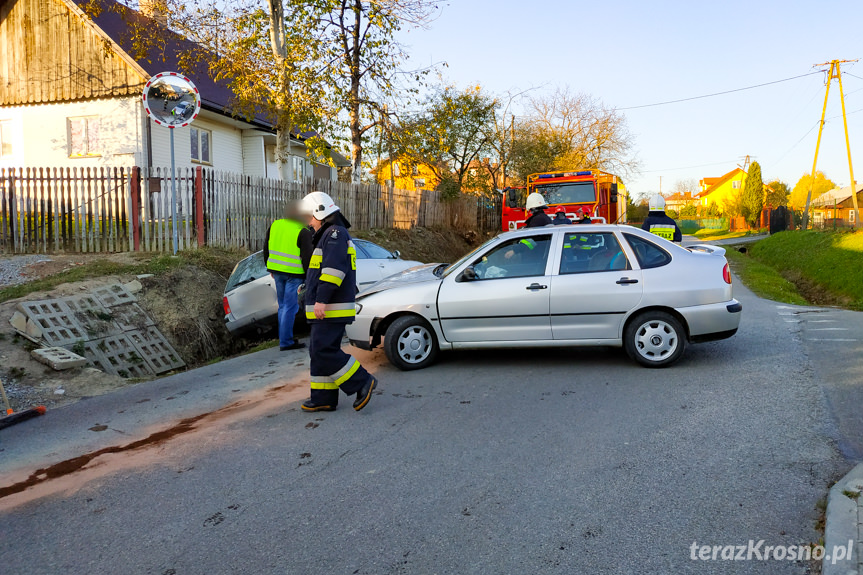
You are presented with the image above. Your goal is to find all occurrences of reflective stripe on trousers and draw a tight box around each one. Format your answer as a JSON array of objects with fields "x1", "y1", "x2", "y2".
[{"x1": 308, "y1": 322, "x2": 372, "y2": 406}]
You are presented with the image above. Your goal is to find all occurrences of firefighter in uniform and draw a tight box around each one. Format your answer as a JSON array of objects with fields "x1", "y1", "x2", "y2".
[
  {"x1": 264, "y1": 201, "x2": 313, "y2": 351},
  {"x1": 524, "y1": 193, "x2": 553, "y2": 227},
  {"x1": 641, "y1": 194, "x2": 682, "y2": 242},
  {"x1": 300, "y1": 191, "x2": 377, "y2": 413}
]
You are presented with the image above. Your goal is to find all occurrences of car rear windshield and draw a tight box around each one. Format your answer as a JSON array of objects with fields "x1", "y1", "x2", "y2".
[
  {"x1": 535, "y1": 182, "x2": 596, "y2": 205},
  {"x1": 225, "y1": 252, "x2": 267, "y2": 292}
]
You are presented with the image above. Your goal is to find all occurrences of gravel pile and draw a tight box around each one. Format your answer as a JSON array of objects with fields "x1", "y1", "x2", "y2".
[{"x1": 0, "y1": 255, "x2": 51, "y2": 288}]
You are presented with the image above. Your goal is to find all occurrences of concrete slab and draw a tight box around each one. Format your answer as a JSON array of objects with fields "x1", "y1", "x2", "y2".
[
  {"x1": 126, "y1": 326, "x2": 185, "y2": 374},
  {"x1": 30, "y1": 347, "x2": 88, "y2": 371},
  {"x1": 9, "y1": 310, "x2": 27, "y2": 332},
  {"x1": 62, "y1": 294, "x2": 120, "y2": 339},
  {"x1": 92, "y1": 284, "x2": 136, "y2": 307},
  {"x1": 84, "y1": 335, "x2": 152, "y2": 379},
  {"x1": 16, "y1": 299, "x2": 87, "y2": 347}
]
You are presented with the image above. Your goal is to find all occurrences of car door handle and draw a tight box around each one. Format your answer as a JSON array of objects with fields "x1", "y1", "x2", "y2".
[
  {"x1": 616, "y1": 277, "x2": 639, "y2": 285},
  {"x1": 526, "y1": 283, "x2": 548, "y2": 290}
]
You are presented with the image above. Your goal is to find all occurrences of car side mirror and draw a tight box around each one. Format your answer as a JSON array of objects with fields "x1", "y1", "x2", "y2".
[
  {"x1": 458, "y1": 266, "x2": 478, "y2": 282},
  {"x1": 391, "y1": 250, "x2": 401, "y2": 259}
]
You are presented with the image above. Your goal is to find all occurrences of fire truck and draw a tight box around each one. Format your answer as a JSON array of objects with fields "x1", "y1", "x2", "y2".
[{"x1": 501, "y1": 170, "x2": 627, "y2": 231}]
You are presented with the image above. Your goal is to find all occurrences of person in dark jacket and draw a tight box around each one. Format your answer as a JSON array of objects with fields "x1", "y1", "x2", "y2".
[
  {"x1": 524, "y1": 192, "x2": 553, "y2": 227},
  {"x1": 552, "y1": 210, "x2": 572, "y2": 225},
  {"x1": 641, "y1": 194, "x2": 682, "y2": 242},
  {"x1": 574, "y1": 208, "x2": 592, "y2": 224},
  {"x1": 299, "y1": 191, "x2": 377, "y2": 413},
  {"x1": 263, "y1": 201, "x2": 313, "y2": 351}
]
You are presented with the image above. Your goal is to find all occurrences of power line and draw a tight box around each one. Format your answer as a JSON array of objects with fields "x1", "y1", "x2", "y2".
[
  {"x1": 617, "y1": 72, "x2": 822, "y2": 111},
  {"x1": 845, "y1": 72, "x2": 863, "y2": 81},
  {"x1": 770, "y1": 120, "x2": 821, "y2": 167}
]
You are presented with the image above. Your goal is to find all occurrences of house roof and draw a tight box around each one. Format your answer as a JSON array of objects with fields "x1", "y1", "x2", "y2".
[
  {"x1": 696, "y1": 168, "x2": 744, "y2": 198},
  {"x1": 811, "y1": 183, "x2": 863, "y2": 207},
  {"x1": 664, "y1": 191, "x2": 694, "y2": 202},
  {"x1": 47, "y1": 0, "x2": 348, "y2": 166}
]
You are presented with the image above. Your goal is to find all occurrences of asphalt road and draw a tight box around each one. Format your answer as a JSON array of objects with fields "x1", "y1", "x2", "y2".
[{"x1": 0, "y1": 281, "x2": 854, "y2": 575}]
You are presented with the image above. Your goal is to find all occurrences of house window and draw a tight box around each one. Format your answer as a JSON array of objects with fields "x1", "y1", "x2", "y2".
[
  {"x1": 414, "y1": 178, "x2": 426, "y2": 189},
  {"x1": 190, "y1": 127, "x2": 212, "y2": 164},
  {"x1": 732, "y1": 180, "x2": 741, "y2": 189},
  {"x1": 292, "y1": 156, "x2": 305, "y2": 180},
  {"x1": 0, "y1": 120, "x2": 13, "y2": 157},
  {"x1": 412, "y1": 165, "x2": 419, "y2": 176},
  {"x1": 850, "y1": 210, "x2": 856, "y2": 224},
  {"x1": 392, "y1": 162, "x2": 401, "y2": 177},
  {"x1": 68, "y1": 116, "x2": 100, "y2": 157}
]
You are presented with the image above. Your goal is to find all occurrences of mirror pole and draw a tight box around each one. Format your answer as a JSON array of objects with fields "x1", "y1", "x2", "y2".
[{"x1": 169, "y1": 127, "x2": 178, "y2": 255}]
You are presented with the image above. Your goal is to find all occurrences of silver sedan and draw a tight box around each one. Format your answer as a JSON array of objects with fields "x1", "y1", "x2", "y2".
[{"x1": 347, "y1": 224, "x2": 741, "y2": 369}]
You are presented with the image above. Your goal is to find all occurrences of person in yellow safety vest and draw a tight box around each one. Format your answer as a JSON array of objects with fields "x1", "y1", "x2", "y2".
[
  {"x1": 641, "y1": 194, "x2": 682, "y2": 242},
  {"x1": 299, "y1": 191, "x2": 377, "y2": 413},
  {"x1": 264, "y1": 201, "x2": 314, "y2": 351}
]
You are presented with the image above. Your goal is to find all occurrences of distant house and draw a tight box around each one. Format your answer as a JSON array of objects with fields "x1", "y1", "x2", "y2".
[
  {"x1": 696, "y1": 168, "x2": 746, "y2": 212},
  {"x1": 0, "y1": 0, "x2": 348, "y2": 179},
  {"x1": 811, "y1": 184, "x2": 863, "y2": 228},
  {"x1": 664, "y1": 191, "x2": 697, "y2": 212},
  {"x1": 373, "y1": 158, "x2": 442, "y2": 191}
]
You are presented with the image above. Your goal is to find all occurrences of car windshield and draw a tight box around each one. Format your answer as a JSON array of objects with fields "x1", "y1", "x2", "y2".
[
  {"x1": 535, "y1": 182, "x2": 596, "y2": 205},
  {"x1": 441, "y1": 237, "x2": 499, "y2": 278},
  {"x1": 225, "y1": 252, "x2": 267, "y2": 292}
]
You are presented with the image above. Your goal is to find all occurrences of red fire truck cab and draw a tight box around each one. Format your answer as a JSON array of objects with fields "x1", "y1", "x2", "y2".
[{"x1": 501, "y1": 170, "x2": 627, "y2": 231}]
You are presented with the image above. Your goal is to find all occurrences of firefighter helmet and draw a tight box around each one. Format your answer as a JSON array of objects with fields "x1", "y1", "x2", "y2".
[
  {"x1": 525, "y1": 193, "x2": 548, "y2": 211},
  {"x1": 302, "y1": 191, "x2": 340, "y2": 221},
  {"x1": 649, "y1": 194, "x2": 666, "y2": 211}
]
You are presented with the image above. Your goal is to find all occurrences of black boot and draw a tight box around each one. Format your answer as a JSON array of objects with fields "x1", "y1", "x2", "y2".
[
  {"x1": 301, "y1": 399, "x2": 336, "y2": 412},
  {"x1": 353, "y1": 377, "x2": 377, "y2": 411}
]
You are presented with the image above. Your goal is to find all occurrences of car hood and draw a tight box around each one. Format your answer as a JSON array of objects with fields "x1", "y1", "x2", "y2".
[{"x1": 358, "y1": 263, "x2": 444, "y2": 297}]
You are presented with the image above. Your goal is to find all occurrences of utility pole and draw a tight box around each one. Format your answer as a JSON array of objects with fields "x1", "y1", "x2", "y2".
[{"x1": 803, "y1": 59, "x2": 860, "y2": 229}]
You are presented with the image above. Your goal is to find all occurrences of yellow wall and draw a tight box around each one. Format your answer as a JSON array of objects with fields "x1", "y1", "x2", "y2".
[
  {"x1": 700, "y1": 172, "x2": 746, "y2": 212},
  {"x1": 375, "y1": 159, "x2": 441, "y2": 191}
]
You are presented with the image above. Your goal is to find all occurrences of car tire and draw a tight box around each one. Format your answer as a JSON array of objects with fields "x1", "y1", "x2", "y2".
[
  {"x1": 384, "y1": 315, "x2": 439, "y2": 371},
  {"x1": 624, "y1": 311, "x2": 686, "y2": 368}
]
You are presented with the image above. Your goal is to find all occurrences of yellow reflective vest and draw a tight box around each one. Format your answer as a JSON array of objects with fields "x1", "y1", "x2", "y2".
[{"x1": 266, "y1": 219, "x2": 304, "y2": 275}]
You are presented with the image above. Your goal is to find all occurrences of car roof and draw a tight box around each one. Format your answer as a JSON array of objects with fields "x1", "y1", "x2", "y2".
[
  {"x1": 497, "y1": 224, "x2": 690, "y2": 252},
  {"x1": 498, "y1": 223, "x2": 631, "y2": 241}
]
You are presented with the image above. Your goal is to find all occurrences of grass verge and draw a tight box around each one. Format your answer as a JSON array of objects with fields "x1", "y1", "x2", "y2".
[
  {"x1": 692, "y1": 229, "x2": 752, "y2": 241},
  {"x1": 0, "y1": 247, "x2": 247, "y2": 304},
  {"x1": 724, "y1": 248, "x2": 808, "y2": 305},
  {"x1": 748, "y1": 230, "x2": 863, "y2": 310}
]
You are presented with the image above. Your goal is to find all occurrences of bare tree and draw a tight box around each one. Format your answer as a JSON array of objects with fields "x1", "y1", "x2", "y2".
[
  {"x1": 671, "y1": 178, "x2": 699, "y2": 197},
  {"x1": 523, "y1": 87, "x2": 639, "y2": 179}
]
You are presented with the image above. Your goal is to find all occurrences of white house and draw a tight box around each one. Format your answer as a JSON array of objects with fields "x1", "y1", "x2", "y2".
[{"x1": 0, "y1": 0, "x2": 348, "y2": 179}]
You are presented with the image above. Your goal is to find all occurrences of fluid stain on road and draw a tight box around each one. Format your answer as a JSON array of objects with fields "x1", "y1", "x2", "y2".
[{"x1": 0, "y1": 380, "x2": 307, "y2": 505}]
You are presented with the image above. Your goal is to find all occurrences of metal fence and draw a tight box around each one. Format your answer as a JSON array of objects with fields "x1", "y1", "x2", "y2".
[{"x1": 1, "y1": 166, "x2": 502, "y2": 254}]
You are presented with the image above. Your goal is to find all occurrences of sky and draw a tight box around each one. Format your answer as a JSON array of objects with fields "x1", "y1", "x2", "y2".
[{"x1": 396, "y1": 0, "x2": 863, "y2": 198}]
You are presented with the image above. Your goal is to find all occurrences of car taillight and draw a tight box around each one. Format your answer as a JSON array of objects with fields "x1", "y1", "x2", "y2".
[
  {"x1": 223, "y1": 296, "x2": 231, "y2": 316},
  {"x1": 723, "y1": 263, "x2": 732, "y2": 284}
]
